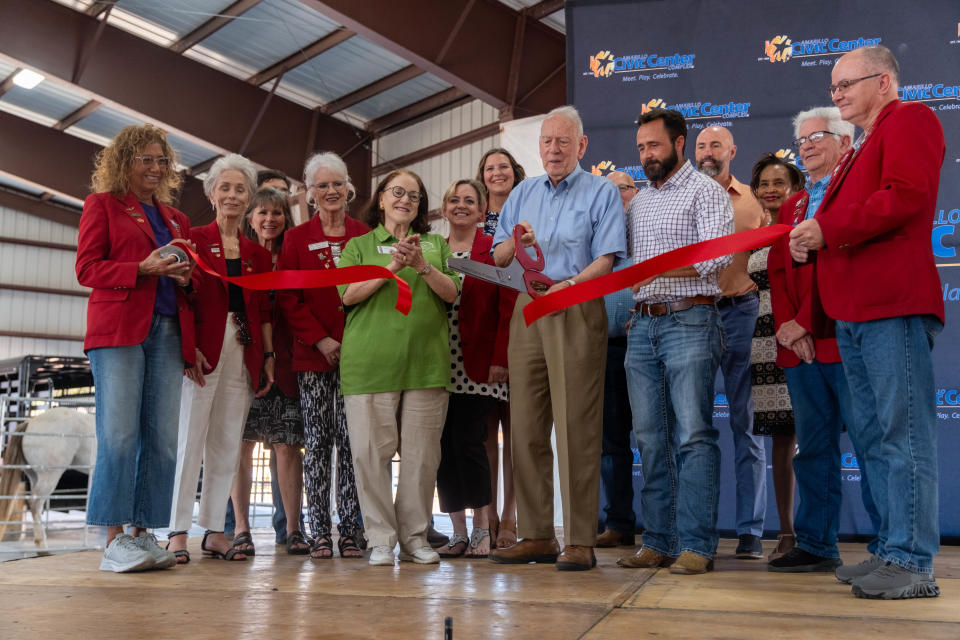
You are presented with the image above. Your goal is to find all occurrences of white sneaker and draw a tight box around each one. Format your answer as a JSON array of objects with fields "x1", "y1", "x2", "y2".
[
  {"x1": 135, "y1": 531, "x2": 177, "y2": 569},
  {"x1": 399, "y1": 546, "x2": 440, "y2": 564},
  {"x1": 369, "y1": 545, "x2": 395, "y2": 566},
  {"x1": 99, "y1": 533, "x2": 156, "y2": 573}
]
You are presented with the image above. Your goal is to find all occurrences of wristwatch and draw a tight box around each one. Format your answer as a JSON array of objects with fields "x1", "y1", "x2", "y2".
[
  {"x1": 263, "y1": 352, "x2": 276, "y2": 360},
  {"x1": 417, "y1": 263, "x2": 432, "y2": 276}
]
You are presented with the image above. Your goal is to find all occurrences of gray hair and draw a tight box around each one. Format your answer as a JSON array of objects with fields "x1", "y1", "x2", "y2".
[
  {"x1": 303, "y1": 151, "x2": 355, "y2": 206},
  {"x1": 793, "y1": 106, "x2": 854, "y2": 140},
  {"x1": 859, "y1": 45, "x2": 900, "y2": 85},
  {"x1": 203, "y1": 153, "x2": 257, "y2": 197},
  {"x1": 544, "y1": 105, "x2": 584, "y2": 138}
]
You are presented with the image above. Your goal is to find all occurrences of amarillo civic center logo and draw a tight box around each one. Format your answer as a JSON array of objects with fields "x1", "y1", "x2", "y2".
[
  {"x1": 589, "y1": 160, "x2": 647, "y2": 183},
  {"x1": 775, "y1": 148, "x2": 804, "y2": 170},
  {"x1": 899, "y1": 82, "x2": 960, "y2": 112},
  {"x1": 589, "y1": 50, "x2": 615, "y2": 78},
  {"x1": 590, "y1": 160, "x2": 616, "y2": 175},
  {"x1": 641, "y1": 98, "x2": 666, "y2": 114},
  {"x1": 642, "y1": 97, "x2": 751, "y2": 120},
  {"x1": 765, "y1": 35, "x2": 792, "y2": 63}
]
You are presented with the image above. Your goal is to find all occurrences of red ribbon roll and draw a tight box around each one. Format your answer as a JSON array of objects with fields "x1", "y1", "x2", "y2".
[
  {"x1": 177, "y1": 243, "x2": 412, "y2": 315},
  {"x1": 522, "y1": 224, "x2": 793, "y2": 326}
]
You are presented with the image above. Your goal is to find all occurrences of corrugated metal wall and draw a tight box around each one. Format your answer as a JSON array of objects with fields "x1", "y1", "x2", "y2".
[
  {"x1": 372, "y1": 100, "x2": 501, "y2": 235},
  {"x1": 0, "y1": 206, "x2": 85, "y2": 359}
]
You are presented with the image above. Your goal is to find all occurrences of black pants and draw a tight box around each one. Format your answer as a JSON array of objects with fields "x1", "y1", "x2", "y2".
[{"x1": 437, "y1": 394, "x2": 495, "y2": 513}]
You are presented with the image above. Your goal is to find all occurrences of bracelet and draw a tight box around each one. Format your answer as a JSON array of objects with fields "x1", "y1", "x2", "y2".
[
  {"x1": 564, "y1": 279, "x2": 577, "y2": 287},
  {"x1": 263, "y1": 352, "x2": 276, "y2": 360},
  {"x1": 417, "y1": 262, "x2": 432, "y2": 276}
]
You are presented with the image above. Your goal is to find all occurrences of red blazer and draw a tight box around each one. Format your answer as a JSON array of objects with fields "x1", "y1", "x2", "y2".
[
  {"x1": 76, "y1": 191, "x2": 196, "y2": 365},
  {"x1": 190, "y1": 222, "x2": 272, "y2": 388},
  {"x1": 768, "y1": 191, "x2": 841, "y2": 368},
  {"x1": 454, "y1": 229, "x2": 516, "y2": 382},
  {"x1": 276, "y1": 214, "x2": 370, "y2": 372},
  {"x1": 815, "y1": 100, "x2": 945, "y2": 323}
]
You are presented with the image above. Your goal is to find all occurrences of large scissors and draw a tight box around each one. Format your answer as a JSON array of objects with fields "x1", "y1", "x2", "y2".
[{"x1": 447, "y1": 224, "x2": 555, "y2": 298}]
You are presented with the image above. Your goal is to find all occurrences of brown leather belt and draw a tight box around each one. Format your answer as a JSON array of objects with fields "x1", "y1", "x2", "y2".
[{"x1": 634, "y1": 295, "x2": 716, "y2": 317}]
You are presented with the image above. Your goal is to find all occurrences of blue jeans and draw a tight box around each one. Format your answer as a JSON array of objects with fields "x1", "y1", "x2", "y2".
[
  {"x1": 625, "y1": 304, "x2": 723, "y2": 558},
  {"x1": 86, "y1": 315, "x2": 183, "y2": 528},
  {"x1": 600, "y1": 288, "x2": 637, "y2": 534},
  {"x1": 785, "y1": 360, "x2": 880, "y2": 558},
  {"x1": 836, "y1": 315, "x2": 942, "y2": 574},
  {"x1": 718, "y1": 293, "x2": 766, "y2": 536}
]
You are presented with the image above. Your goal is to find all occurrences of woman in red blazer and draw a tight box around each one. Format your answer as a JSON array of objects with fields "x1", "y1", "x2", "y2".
[
  {"x1": 276, "y1": 152, "x2": 370, "y2": 559},
  {"x1": 76, "y1": 124, "x2": 197, "y2": 573},
  {"x1": 167, "y1": 154, "x2": 273, "y2": 563},
  {"x1": 435, "y1": 179, "x2": 515, "y2": 559}
]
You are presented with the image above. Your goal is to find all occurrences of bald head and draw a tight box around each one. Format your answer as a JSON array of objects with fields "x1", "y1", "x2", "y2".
[
  {"x1": 695, "y1": 126, "x2": 736, "y2": 185},
  {"x1": 832, "y1": 46, "x2": 900, "y2": 129},
  {"x1": 606, "y1": 171, "x2": 637, "y2": 210}
]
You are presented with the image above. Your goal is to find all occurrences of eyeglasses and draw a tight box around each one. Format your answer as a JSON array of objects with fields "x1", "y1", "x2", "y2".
[
  {"x1": 617, "y1": 184, "x2": 638, "y2": 192},
  {"x1": 310, "y1": 181, "x2": 345, "y2": 191},
  {"x1": 793, "y1": 130, "x2": 839, "y2": 148},
  {"x1": 135, "y1": 155, "x2": 170, "y2": 168},
  {"x1": 386, "y1": 185, "x2": 422, "y2": 203},
  {"x1": 828, "y1": 73, "x2": 881, "y2": 95}
]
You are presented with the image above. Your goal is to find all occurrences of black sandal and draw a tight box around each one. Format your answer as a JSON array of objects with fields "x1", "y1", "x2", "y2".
[
  {"x1": 201, "y1": 530, "x2": 247, "y2": 561},
  {"x1": 310, "y1": 534, "x2": 333, "y2": 560},
  {"x1": 338, "y1": 534, "x2": 363, "y2": 559},
  {"x1": 231, "y1": 531, "x2": 256, "y2": 556},
  {"x1": 166, "y1": 530, "x2": 190, "y2": 565},
  {"x1": 286, "y1": 530, "x2": 310, "y2": 555}
]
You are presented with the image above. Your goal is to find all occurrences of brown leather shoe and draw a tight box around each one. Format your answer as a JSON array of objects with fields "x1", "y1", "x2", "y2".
[
  {"x1": 617, "y1": 546, "x2": 675, "y2": 568},
  {"x1": 668, "y1": 551, "x2": 714, "y2": 574},
  {"x1": 557, "y1": 545, "x2": 597, "y2": 571},
  {"x1": 596, "y1": 529, "x2": 636, "y2": 548},
  {"x1": 489, "y1": 537, "x2": 560, "y2": 564}
]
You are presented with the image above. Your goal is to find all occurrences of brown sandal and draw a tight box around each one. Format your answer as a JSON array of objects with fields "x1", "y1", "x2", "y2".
[
  {"x1": 338, "y1": 535, "x2": 363, "y2": 558},
  {"x1": 201, "y1": 530, "x2": 247, "y2": 561},
  {"x1": 310, "y1": 534, "x2": 333, "y2": 559}
]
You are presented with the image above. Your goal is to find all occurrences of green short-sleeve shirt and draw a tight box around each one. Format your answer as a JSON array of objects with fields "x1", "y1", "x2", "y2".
[{"x1": 337, "y1": 224, "x2": 461, "y2": 395}]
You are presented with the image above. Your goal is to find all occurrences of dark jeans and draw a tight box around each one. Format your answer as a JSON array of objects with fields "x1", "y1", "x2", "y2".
[{"x1": 600, "y1": 337, "x2": 636, "y2": 534}]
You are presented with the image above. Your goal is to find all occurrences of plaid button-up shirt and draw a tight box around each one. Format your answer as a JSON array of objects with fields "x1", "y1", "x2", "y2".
[{"x1": 628, "y1": 160, "x2": 734, "y2": 303}]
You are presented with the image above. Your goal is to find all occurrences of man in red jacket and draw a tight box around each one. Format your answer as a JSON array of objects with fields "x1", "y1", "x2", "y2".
[{"x1": 790, "y1": 45, "x2": 945, "y2": 599}]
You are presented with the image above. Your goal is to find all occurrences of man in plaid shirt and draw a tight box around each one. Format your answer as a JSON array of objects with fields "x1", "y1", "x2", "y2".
[{"x1": 617, "y1": 108, "x2": 734, "y2": 575}]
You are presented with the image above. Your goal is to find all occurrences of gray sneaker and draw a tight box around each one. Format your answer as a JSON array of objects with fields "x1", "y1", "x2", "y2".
[
  {"x1": 135, "y1": 531, "x2": 176, "y2": 569},
  {"x1": 852, "y1": 562, "x2": 940, "y2": 599},
  {"x1": 99, "y1": 533, "x2": 156, "y2": 573},
  {"x1": 835, "y1": 554, "x2": 883, "y2": 584}
]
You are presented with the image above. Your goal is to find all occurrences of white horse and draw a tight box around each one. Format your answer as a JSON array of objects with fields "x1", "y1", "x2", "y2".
[{"x1": 0, "y1": 407, "x2": 96, "y2": 546}]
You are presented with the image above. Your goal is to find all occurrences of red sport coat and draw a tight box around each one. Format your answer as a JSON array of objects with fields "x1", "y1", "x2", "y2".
[
  {"x1": 76, "y1": 191, "x2": 196, "y2": 365},
  {"x1": 768, "y1": 191, "x2": 841, "y2": 368},
  {"x1": 276, "y1": 214, "x2": 370, "y2": 372},
  {"x1": 814, "y1": 99, "x2": 945, "y2": 324},
  {"x1": 190, "y1": 221, "x2": 272, "y2": 388},
  {"x1": 454, "y1": 228, "x2": 516, "y2": 382}
]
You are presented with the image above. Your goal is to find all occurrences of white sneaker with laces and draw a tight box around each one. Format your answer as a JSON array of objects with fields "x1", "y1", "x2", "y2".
[
  {"x1": 399, "y1": 546, "x2": 440, "y2": 564},
  {"x1": 99, "y1": 533, "x2": 156, "y2": 573},
  {"x1": 369, "y1": 545, "x2": 395, "y2": 566},
  {"x1": 135, "y1": 531, "x2": 177, "y2": 569}
]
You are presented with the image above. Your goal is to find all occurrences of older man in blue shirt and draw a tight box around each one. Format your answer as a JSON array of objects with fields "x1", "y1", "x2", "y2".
[{"x1": 489, "y1": 106, "x2": 626, "y2": 571}]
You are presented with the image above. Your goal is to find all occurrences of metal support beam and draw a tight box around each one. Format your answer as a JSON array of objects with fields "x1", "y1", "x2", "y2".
[
  {"x1": 299, "y1": 0, "x2": 565, "y2": 117},
  {"x1": 170, "y1": 0, "x2": 263, "y2": 54},
  {"x1": 372, "y1": 122, "x2": 500, "y2": 176},
  {"x1": 0, "y1": 188, "x2": 80, "y2": 228},
  {"x1": 367, "y1": 87, "x2": 469, "y2": 134},
  {"x1": 72, "y1": 4, "x2": 113, "y2": 84},
  {"x1": 0, "y1": 236, "x2": 77, "y2": 252},
  {"x1": 0, "y1": 68, "x2": 21, "y2": 99},
  {"x1": 502, "y1": 11, "x2": 527, "y2": 121},
  {"x1": 526, "y1": 0, "x2": 564, "y2": 21},
  {"x1": 434, "y1": 0, "x2": 476, "y2": 65},
  {"x1": 0, "y1": 283, "x2": 88, "y2": 299},
  {"x1": 84, "y1": 1, "x2": 114, "y2": 18},
  {"x1": 321, "y1": 65, "x2": 425, "y2": 116},
  {"x1": 53, "y1": 99, "x2": 102, "y2": 132},
  {"x1": 247, "y1": 28, "x2": 354, "y2": 86},
  {"x1": 239, "y1": 75, "x2": 283, "y2": 156},
  {"x1": 0, "y1": 330, "x2": 84, "y2": 342},
  {"x1": 0, "y1": 0, "x2": 370, "y2": 196}
]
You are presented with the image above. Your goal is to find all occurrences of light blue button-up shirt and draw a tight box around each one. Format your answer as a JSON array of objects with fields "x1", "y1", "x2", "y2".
[
  {"x1": 492, "y1": 164, "x2": 627, "y2": 281},
  {"x1": 805, "y1": 174, "x2": 831, "y2": 220}
]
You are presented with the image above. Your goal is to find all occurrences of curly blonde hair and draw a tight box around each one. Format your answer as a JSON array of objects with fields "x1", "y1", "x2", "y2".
[{"x1": 90, "y1": 124, "x2": 182, "y2": 204}]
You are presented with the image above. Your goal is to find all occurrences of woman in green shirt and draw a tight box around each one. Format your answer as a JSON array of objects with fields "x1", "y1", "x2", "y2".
[{"x1": 338, "y1": 169, "x2": 460, "y2": 567}]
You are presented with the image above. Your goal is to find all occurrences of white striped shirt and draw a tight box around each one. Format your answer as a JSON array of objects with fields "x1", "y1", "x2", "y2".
[{"x1": 628, "y1": 160, "x2": 734, "y2": 303}]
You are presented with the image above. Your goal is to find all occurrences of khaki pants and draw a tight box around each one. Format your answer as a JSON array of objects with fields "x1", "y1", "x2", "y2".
[
  {"x1": 509, "y1": 294, "x2": 607, "y2": 547},
  {"x1": 343, "y1": 388, "x2": 448, "y2": 550}
]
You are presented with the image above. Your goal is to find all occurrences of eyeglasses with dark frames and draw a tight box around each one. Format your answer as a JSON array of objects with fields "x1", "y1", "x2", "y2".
[
  {"x1": 828, "y1": 73, "x2": 882, "y2": 96},
  {"x1": 386, "y1": 185, "x2": 422, "y2": 203}
]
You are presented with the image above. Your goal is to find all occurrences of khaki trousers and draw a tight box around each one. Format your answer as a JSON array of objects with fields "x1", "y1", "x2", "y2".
[
  {"x1": 343, "y1": 388, "x2": 448, "y2": 550},
  {"x1": 509, "y1": 294, "x2": 607, "y2": 546}
]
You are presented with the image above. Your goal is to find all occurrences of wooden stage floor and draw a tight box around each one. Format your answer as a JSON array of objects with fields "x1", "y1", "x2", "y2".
[{"x1": 2, "y1": 533, "x2": 960, "y2": 639}]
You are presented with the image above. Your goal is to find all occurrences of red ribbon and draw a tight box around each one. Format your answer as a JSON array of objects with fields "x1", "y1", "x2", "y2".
[
  {"x1": 177, "y1": 243, "x2": 412, "y2": 315},
  {"x1": 522, "y1": 224, "x2": 793, "y2": 326}
]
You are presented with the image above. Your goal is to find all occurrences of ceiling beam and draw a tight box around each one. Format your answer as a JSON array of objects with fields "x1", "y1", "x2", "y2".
[
  {"x1": 0, "y1": 187, "x2": 80, "y2": 228},
  {"x1": 321, "y1": 65, "x2": 425, "y2": 116},
  {"x1": 372, "y1": 122, "x2": 500, "y2": 176},
  {"x1": 247, "y1": 28, "x2": 355, "y2": 86},
  {"x1": 0, "y1": 0, "x2": 371, "y2": 201},
  {"x1": 0, "y1": 68, "x2": 21, "y2": 99},
  {"x1": 169, "y1": 0, "x2": 264, "y2": 54},
  {"x1": 526, "y1": 0, "x2": 564, "y2": 21},
  {"x1": 298, "y1": 0, "x2": 565, "y2": 117},
  {"x1": 367, "y1": 87, "x2": 468, "y2": 135},
  {"x1": 84, "y1": 1, "x2": 113, "y2": 18},
  {"x1": 53, "y1": 99, "x2": 102, "y2": 131},
  {"x1": 434, "y1": 0, "x2": 476, "y2": 66}
]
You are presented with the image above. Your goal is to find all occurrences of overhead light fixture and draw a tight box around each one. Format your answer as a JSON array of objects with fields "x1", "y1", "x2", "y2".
[{"x1": 12, "y1": 69, "x2": 44, "y2": 89}]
